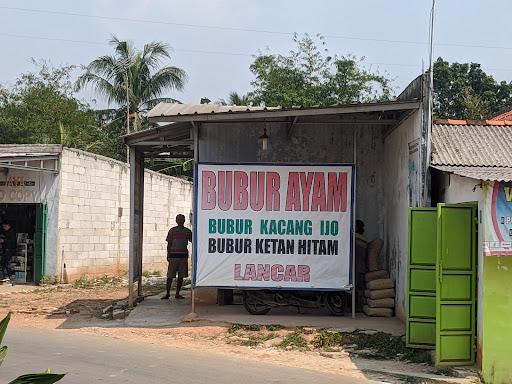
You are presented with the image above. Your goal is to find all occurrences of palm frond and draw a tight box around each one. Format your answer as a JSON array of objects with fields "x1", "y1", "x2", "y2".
[
  {"x1": 141, "y1": 66, "x2": 187, "y2": 102},
  {"x1": 75, "y1": 73, "x2": 124, "y2": 105},
  {"x1": 142, "y1": 41, "x2": 171, "y2": 69}
]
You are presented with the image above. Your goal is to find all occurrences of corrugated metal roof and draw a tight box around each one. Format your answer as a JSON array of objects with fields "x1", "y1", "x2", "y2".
[
  {"x1": 431, "y1": 123, "x2": 512, "y2": 167},
  {"x1": 147, "y1": 101, "x2": 419, "y2": 122},
  {"x1": 0, "y1": 152, "x2": 58, "y2": 158},
  {"x1": 0, "y1": 144, "x2": 62, "y2": 154},
  {"x1": 148, "y1": 103, "x2": 280, "y2": 118},
  {"x1": 432, "y1": 165, "x2": 512, "y2": 182}
]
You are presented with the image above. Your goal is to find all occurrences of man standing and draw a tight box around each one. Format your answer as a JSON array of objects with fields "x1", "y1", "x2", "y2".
[
  {"x1": 0, "y1": 221, "x2": 16, "y2": 281},
  {"x1": 162, "y1": 214, "x2": 192, "y2": 300}
]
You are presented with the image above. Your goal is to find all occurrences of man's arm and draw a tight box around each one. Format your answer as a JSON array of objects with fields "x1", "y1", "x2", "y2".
[{"x1": 166, "y1": 229, "x2": 173, "y2": 247}]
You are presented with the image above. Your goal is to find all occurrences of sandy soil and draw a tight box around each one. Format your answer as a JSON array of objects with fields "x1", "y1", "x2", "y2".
[{"x1": 2, "y1": 285, "x2": 471, "y2": 383}]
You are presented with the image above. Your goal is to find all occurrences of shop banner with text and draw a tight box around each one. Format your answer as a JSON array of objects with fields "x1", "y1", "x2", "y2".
[
  {"x1": 194, "y1": 163, "x2": 353, "y2": 289},
  {"x1": 484, "y1": 181, "x2": 512, "y2": 256}
]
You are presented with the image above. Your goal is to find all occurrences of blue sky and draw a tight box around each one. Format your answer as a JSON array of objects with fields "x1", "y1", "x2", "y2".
[{"x1": 0, "y1": 0, "x2": 511, "y2": 107}]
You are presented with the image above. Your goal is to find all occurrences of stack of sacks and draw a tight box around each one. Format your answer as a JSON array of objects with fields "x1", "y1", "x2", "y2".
[{"x1": 362, "y1": 270, "x2": 395, "y2": 317}]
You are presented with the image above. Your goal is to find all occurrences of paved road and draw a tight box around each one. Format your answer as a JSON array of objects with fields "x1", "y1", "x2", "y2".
[{"x1": 1, "y1": 327, "x2": 373, "y2": 384}]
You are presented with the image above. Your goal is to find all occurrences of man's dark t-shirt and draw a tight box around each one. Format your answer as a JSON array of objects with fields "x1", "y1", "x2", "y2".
[
  {"x1": 166, "y1": 225, "x2": 192, "y2": 259},
  {"x1": 1, "y1": 228, "x2": 16, "y2": 252}
]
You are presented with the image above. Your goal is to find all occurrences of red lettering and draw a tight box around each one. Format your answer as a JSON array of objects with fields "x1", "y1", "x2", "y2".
[
  {"x1": 271, "y1": 264, "x2": 284, "y2": 281},
  {"x1": 244, "y1": 264, "x2": 257, "y2": 280},
  {"x1": 297, "y1": 265, "x2": 310, "y2": 282},
  {"x1": 201, "y1": 171, "x2": 216, "y2": 210},
  {"x1": 327, "y1": 172, "x2": 347, "y2": 212},
  {"x1": 257, "y1": 264, "x2": 271, "y2": 281},
  {"x1": 283, "y1": 265, "x2": 297, "y2": 282},
  {"x1": 310, "y1": 172, "x2": 327, "y2": 211},
  {"x1": 233, "y1": 171, "x2": 248, "y2": 210},
  {"x1": 249, "y1": 172, "x2": 265, "y2": 211},
  {"x1": 234, "y1": 264, "x2": 243, "y2": 280},
  {"x1": 218, "y1": 171, "x2": 232, "y2": 211},
  {"x1": 285, "y1": 172, "x2": 301, "y2": 211},
  {"x1": 299, "y1": 172, "x2": 314, "y2": 211},
  {"x1": 266, "y1": 172, "x2": 280, "y2": 211}
]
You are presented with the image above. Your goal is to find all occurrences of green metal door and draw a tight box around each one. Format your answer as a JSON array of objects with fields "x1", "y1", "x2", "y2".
[
  {"x1": 436, "y1": 204, "x2": 476, "y2": 365},
  {"x1": 406, "y1": 208, "x2": 437, "y2": 348},
  {"x1": 34, "y1": 204, "x2": 48, "y2": 283}
]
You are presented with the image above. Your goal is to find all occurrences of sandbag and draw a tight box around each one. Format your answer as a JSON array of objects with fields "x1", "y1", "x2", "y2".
[
  {"x1": 367, "y1": 239, "x2": 384, "y2": 271},
  {"x1": 364, "y1": 270, "x2": 388, "y2": 282},
  {"x1": 364, "y1": 288, "x2": 395, "y2": 300},
  {"x1": 367, "y1": 298, "x2": 395, "y2": 308},
  {"x1": 366, "y1": 278, "x2": 394, "y2": 290},
  {"x1": 363, "y1": 305, "x2": 393, "y2": 317}
]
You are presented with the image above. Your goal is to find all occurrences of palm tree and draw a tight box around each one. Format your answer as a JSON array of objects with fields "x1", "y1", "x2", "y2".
[
  {"x1": 227, "y1": 91, "x2": 252, "y2": 106},
  {"x1": 76, "y1": 36, "x2": 187, "y2": 133}
]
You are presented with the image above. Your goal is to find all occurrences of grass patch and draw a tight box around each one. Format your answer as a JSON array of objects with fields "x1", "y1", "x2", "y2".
[
  {"x1": 343, "y1": 331, "x2": 431, "y2": 363},
  {"x1": 72, "y1": 275, "x2": 124, "y2": 289},
  {"x1": 279, "y1": 330, "x2": 308, "y2": 349},
  {"x1": 267, "y1": 324, "x2": 286, "y2": 331},
  {"x1": 228, "y1": 323, "x2": 262, "y2": 333},
  {"x1": 312, "y1": 330, "x2": 343, "y2": 349}
]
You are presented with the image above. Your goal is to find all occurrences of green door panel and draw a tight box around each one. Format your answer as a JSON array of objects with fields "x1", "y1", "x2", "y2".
[
  {"x1": 407, "y1": 208, "x2": 437, "y2": 349},
  {"x1": 410, "y1": 269, "x2": 436, "y2": 292},
  {"x1": 410, "y1": 295, "x2": 436, "y2": 318},
  {"x1": 440, "y1": 208, "x2": 472, "y2": 270},
  {"x1": 34, "y1": 204, "x2": 48, "y2": 283},
  {"x1": 440, "y1": 305, "x2": 472, "y2": 331},
  {"x1": 410, "y1": 211, "x2": 437, "y2": 265},
  {"x1": 436, "y1": 204, "x2": 476, "y2": 366},
  {"x1": 408, "y1": 322, "x2": 436, "y2": 346},
  {"x1": 438, "y1": 335, "x2": 472, "y2": 362},
  {"x1": 440, "y1": 275, "x2": 472, "y2": 300}
]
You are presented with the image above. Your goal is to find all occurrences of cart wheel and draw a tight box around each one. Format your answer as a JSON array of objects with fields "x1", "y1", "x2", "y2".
[
  {"x1": 326, "y1": 292, "x2": 345, "y2": 316},
  {"x1": 243, "y1": 292, "x2": 271, "y2": 315}
]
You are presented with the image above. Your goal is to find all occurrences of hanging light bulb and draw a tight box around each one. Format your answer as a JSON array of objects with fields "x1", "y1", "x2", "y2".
[{"x1": 259, "y1": 128, "x2": 269, "y2": 151}]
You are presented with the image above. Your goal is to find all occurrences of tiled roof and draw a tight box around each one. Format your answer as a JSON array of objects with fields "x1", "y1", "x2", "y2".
[
  {"x1": 491, "y1": 110, "x2": 512, "y2": 121},
  {"x1": 431, "y1": 122, "x2": 512, "y2": 167}
]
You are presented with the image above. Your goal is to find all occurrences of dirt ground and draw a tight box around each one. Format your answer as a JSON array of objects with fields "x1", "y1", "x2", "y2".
[{"x1": 1, "y1": 284, "x2": 479, "y2": 383}]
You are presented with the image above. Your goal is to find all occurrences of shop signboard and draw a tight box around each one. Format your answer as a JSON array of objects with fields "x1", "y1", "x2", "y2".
[
  {"x1": 194, "y1": 163, "x2": 354, "y2": 289},
  {"x1": 484, "y1": 181, "x2": 512, "y2": 256},
  {"x1": 0, "y1": 170, "x2": 41, "y2": 203}
]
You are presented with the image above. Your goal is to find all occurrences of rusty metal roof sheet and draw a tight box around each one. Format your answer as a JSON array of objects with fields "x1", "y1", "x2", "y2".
[
  {"x1": 431, "y1": 165, "x2": 512, "y2": 182},
  {"x1": 431, "y1": 123, "x2": 512, "y2": 167}
]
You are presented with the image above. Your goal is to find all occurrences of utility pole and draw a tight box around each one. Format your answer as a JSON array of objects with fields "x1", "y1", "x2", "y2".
[
  {"x1": 424, "y1": 0, "x2": 436, "y2": 206},
  {"x1": 125, "y1": 68, "x2": 130, "y2": 163}
]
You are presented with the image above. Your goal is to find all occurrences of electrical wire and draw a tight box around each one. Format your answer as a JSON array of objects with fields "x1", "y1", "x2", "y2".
[{"x1": 1, "y1": 5, "x2": 512, "y2": 51}]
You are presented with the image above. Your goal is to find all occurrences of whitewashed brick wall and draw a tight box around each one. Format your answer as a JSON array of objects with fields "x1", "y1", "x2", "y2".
[{"x1": 58, "y1": 148, "x2": 193, "y2": 281}]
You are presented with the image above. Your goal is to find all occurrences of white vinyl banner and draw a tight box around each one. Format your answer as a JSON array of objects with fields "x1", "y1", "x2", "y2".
[{"x1": 194, "y1": 163, "x2": 353, "y2": 289}]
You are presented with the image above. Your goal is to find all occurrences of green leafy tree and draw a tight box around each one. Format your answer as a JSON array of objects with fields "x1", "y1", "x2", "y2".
[
  {"x1": 246, "y1": 34, "x2": 392, "y2": 107},
  {"x1": 76, "y1": 35, "x2": 187, "y2": 133},
  {"x1": 0, "y1": 61, "x2": 110, "y2": 150},
  {"x1": 0, "y1": 313, "x2": 65, "y2": 383},
  {"x1": 433, "y1": 57, "x2": 512, "y2": 119}
]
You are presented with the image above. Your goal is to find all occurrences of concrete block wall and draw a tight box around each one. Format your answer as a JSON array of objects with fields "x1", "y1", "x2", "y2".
[
  {"x1": 382, "y1": 111, "x2": 421, "y2": 320},
  {"x1": 57, "y1": 148, "x2": 193, "y2": 281}
]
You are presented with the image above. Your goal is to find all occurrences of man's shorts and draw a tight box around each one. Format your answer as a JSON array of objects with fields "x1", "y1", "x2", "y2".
[{"x1": 167, "y1": 257, "x2": 189, "y2": 278}]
